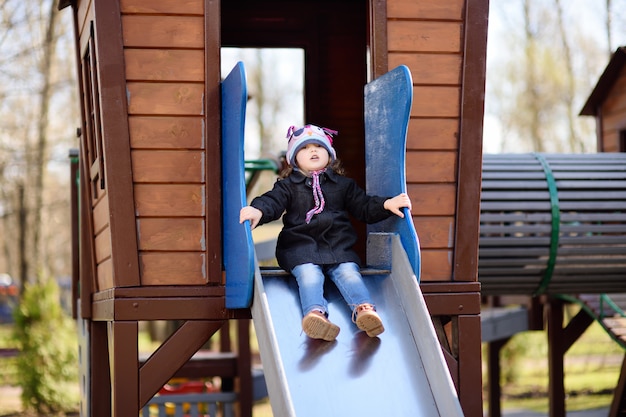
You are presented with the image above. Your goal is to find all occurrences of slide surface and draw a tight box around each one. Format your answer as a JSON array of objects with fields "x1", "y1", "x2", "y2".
[{"x1": 251, "y1": 234, "x2": 463, "y2": 416}]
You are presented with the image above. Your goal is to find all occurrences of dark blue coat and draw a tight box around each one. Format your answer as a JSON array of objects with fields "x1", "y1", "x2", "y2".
[{"x1": 250, "y1": 169, "x2": 392, "y2": 271}]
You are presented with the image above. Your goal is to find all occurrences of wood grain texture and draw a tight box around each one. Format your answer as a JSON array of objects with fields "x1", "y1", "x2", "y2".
[
  {"x1": 134, "y1": 184, "x2": 205, "y2": 217},
  {"x1": 122, "y1": 15, "x2": 204, "y2": 48},
  {"x1": 124, "y1": 49, "x2": 204, "y2": 82},
  {"x1": 388, "y1": 21, "x2": 462, "y2": 53},
  {"x1": 140, "y1": 253, "x2": 207, "y2": 285},
  {"x1": 387, "y1": 0, "x2": 464, "y2": 20},
  {"x1": 127, "y1": 82, "x2": 205, "y2": 116},
  {"x1": 129, "y1": 116, "x2": 204, "y2": 149},
  {"x1": 131, "y1": 150, "x2": 205, "y2": 183},
  {"x1": 408, "y1": 183, "x2": 457, "y2": 216},
  {"x1": 137, "y1": 218, "x2": 205, "y2": 251},
  {"x1": 120, "y1": 0, "x2": 203, "y2": 14},
  {"x1": 407, "y1": 118, "x2": 459, "y2": 150},
  {"x1": 407, "y1": 151, "x2": 458, "y2": 182}
]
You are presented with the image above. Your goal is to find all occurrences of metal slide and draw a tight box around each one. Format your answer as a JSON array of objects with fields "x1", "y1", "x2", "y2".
[
  {"x1": 250, "y1": 234, "x2": 464, "y2": 416},
  {"x1": 223, "y1": 63, "x2": 463, "y2": 415}
]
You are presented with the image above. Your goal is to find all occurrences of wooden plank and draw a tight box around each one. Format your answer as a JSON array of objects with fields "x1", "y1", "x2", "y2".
[
  {"x1": 128, "y1": 116, "x2": 204, "y2": 149},
  {"x1": 131, "y1": 150, "x2": 204, "y2": 183},
  {"x1": 120, "y1": 0, "x2": 203, "y2": 14},
  {"x1": 93, "y1": 286, "x2": 224, "y2": 300},
  {"x1": 411, "y1": 86, "x2": 460, "y2": 118},
  {"x1": 204, "y1": 0, "x2": 222, "y2": 285},
  {"x1": 387, "y1": 0, "x2": 464, "y2": 20},
  {"x1": 94, "y1": 297, "x2": 227, "y2": 321},
  {"x1": 140, "y1": 253, "x2": 207, "y2": 285},
  {"x1": 92, "y1": 197, "x2": 109, "y2": 235},
  {"x1": 482, "y1": 171, "x2": 544, "y2": 180},
  {"x1": 96, "y1": 258, "x2": 114, "y2": 290},
  {"x1": 94, "y1": 230, "x2": 112, "y2": 264},
  {"x1": 480, "y1": 223, "x2": 552, "y2": 234},
  {"x1": 481, "y1": 191, "x2": 550, "y2": 200},
  {"x1": 408, "y1": 183, "x2": 456, "y2": 216},
  {"x1": 134, "y1": 184, "x2": 205, "y2": 217},
  {"x1": 127, "y1": 82, "x2": 205, "y2": 116},
  {"x1": 480, "y1": 212, "x2": 551, "y2": 222},
  {"x1": 388, "y1": 21, "x2": 462, "y2": 53},
  {"x1": 139, "y1": 321, "x2": 222, "y2": 407},
  {"x1": 137, "y1": 218, "x2": 205, "y2": 251},
  {"x1": 389, "y1": 53, "x2": 461, "y2": 85},
  {"x1": 413, "y1": 216, "x2": 455, "y2": 249},
  {"x1": 480, "y1": 201, "x2": 551, "y2": 211},
  {"x1": 421, "y1": 249, "x2": 452, "y2": 281},
  {"x1": 557, "y1": 181, "x2": 626, "y2": 190},
  {"x1": 407, "y1": 118, "x2": 459, "y2": 150},
  {"x1": 479, "y1": 237, "x2": 550, "y2": 247},
  {"x1": 122, "y1": 15, "x2": 204, "y2": 48},
  {"x1": 124, "y1": 49, "x2": 204, "y2": 82},
  {"x1": 407, "y1": 151, "x2": 457, "y2": 182},
  {"x1": 560, "y1": 223, "x2": 626, "y2": 234}
]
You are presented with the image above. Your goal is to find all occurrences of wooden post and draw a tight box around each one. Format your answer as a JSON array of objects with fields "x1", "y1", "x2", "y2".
[
  {"x1": 487, "y1": 338, "x2": 510, "y2": 417},
  {"x1": 547, "y1": 298, "x2": 566, "y2": 417}
]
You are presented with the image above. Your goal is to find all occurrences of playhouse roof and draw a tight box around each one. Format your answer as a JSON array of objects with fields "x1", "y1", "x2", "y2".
[
  {"x1": 57, "y1": 0, "x2": 71, "y2": 10},
  {"x1": 580, "y1": 46, "x2": 626, "y2": 116}
]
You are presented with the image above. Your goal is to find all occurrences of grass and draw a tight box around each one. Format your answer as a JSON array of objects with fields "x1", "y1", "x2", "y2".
[{"x1": 485, "y1": 312, "x2": 624, "y2": 414}]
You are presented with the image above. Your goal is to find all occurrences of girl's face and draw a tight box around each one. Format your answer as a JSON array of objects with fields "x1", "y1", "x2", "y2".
[{"x1": 295, "y1": 143, "x2": 330, "y2": 174}]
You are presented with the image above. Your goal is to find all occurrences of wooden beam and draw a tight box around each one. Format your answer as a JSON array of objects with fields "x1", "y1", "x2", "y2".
[
  {"x1": 139, "y1": 320, "x2": 224, "y2": 407},
  {"x1": 108, "y1": 321, "x2": 139, "y2": 417},
  {"x1": 453, "y1": 0, "x2": 489, "y2": 282}
]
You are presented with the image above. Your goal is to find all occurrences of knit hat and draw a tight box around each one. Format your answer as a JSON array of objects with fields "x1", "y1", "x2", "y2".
[{"x1": 285, "y1": 124, "x2": 338, "y2": 167}]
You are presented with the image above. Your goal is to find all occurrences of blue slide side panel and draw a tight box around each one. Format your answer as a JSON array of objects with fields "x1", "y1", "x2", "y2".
[
  {"x1": 364, "y1": 65, "x2": 421, "y2": 278},
  {"x1": 222, "y1": 62, "x2": 255, "y2": 308}
]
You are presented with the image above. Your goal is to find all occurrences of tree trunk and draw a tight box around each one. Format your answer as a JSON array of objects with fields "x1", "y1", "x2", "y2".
[
  {"x1": 554, "y1": 0, "x2": 582, "y2": 152},
  {"x1": 30, "y1": 0, "x2": 60, "y2": 283}
]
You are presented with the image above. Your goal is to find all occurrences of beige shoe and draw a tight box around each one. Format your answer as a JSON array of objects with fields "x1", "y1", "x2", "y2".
[
  {"x1": 302, "y1": 310, "x2": 340, "y2": 341},
  {"x1": 353, "y1": 304, "x2": 384, "y2": 337}
]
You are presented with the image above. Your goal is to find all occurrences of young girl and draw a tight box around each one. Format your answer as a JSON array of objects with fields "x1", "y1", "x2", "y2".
[{"x1": 240, "y1": 124, "x2": 411, "y2": 342}]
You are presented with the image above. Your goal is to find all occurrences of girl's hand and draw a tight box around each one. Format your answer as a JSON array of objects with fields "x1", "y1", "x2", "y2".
[
  {"x1": 240, "y1": 206, "x2": 263, "y2": 229},
  {"x1": 383, "y1": 193, "x2": 412, "y2": 218}
]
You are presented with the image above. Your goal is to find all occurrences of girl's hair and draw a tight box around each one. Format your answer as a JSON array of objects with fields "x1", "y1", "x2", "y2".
[{"x1": 279, "y1": 158, "x2": 345, "y2": 178}]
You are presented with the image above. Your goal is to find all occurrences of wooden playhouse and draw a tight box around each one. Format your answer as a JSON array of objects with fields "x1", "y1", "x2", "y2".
[{"x1": 61, "y1": 0, "x2": 489, "y2": 416}]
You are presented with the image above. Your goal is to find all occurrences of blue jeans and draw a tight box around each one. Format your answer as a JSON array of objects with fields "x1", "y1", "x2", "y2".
[{"x1": 291, "y1": 262, "x2": 372, "y2": 316}]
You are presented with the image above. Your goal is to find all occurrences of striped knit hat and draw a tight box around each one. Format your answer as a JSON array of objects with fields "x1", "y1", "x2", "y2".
[{"x1": 285, "y1": 124, "x2": 337, "y2": 167}]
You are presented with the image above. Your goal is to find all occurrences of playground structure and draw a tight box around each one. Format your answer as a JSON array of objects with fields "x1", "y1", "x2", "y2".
[
  {"x1": 60, "y1": 0, "x2": 488, "y2": 416},
  {"x1": 479, "y1": 152, "x2": 626, "y2": 417},
  {"x1": 480, "y1": 46, "x2": 626, "y2": 417},
  {"x1": 59, "y1": 0, "x2": 626, "y2": 416},
  {"x1": 62, "y1": 1, "x2": 487, "y2": 416}
]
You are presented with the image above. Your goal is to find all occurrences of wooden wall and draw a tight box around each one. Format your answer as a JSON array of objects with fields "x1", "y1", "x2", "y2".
[
  {"x1": 73, "y1": 0, "x2": 223, "y2": 292},
  {"x1": 384, "y1": 0, "x2": 487, "y2": 282},
  {"x1": 71, "y1": 0, "x2": 488, "y2": 291},
  {"x1": 122, "y1": 0, "x2": 208, "y2": 286},
  {"x1": 598, "y1": 64, "x2": 626, "y2": 152}
]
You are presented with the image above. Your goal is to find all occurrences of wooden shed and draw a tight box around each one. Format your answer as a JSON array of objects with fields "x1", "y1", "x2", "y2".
[
  {"x1": 580, "y1": 46, "x2": 626, "y2": 151},
  {"x1": 60, "y1": 0, "x2": 489, "y2": 416}
]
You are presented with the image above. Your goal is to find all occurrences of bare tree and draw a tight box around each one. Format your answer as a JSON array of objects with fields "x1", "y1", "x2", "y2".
[
  {"x1": 485, "y1": 0, "x2": 624, "y2": 154},
  {"x1": 522, "y1": 0, "x2": 544, "y2": 152},
  {"x1": 554, "y1": 0, "x2": 583, "y2": 152},
  {"x1": 30, "y1": 0, "x2": 61, "y2": 283},
  {"x1": 0, "y1": 0, "x2": 77, "y2": 289}
]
